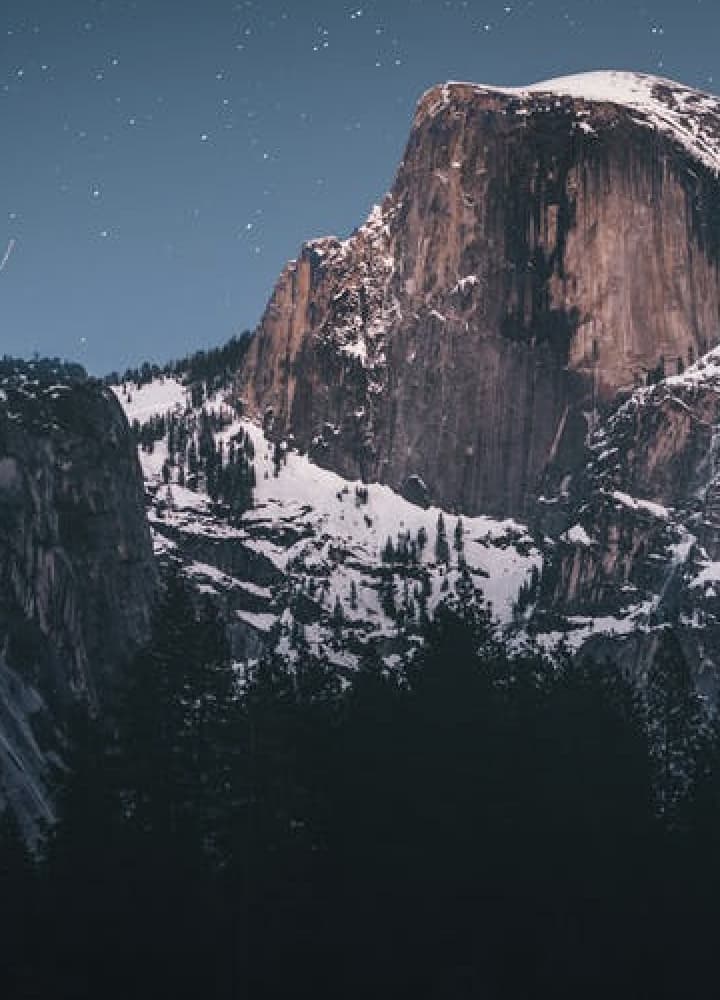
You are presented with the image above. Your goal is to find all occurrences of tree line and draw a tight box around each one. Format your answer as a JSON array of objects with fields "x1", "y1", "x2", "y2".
[
  {"x1": 3, "y1": 570, "x2": 720, "y2": 998},
  {"x1": 105, "y1": 332, "x2": 252, "y2": 396}
]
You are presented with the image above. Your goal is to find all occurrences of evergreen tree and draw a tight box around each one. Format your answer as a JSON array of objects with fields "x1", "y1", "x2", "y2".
[
  {"x1": 382, "y1": 535, "x2": 395, "y2": 563},
  {"x1": 646, "y1": 629, "x2": 709, "y2": 826},
  {"x1": 0, "y1": 805, "x2": 38, "y2": 995},
  {"x1": 332, "y1": 594, "x2": 344, "y2": 636},
  {"x1": 435, "y1": 512, "x2": 450, "y2": 564},
  {"x1": 379, "y1": 569, "x2": 397, "y2": 619},
  {"x1": 273, "y1": 439, "x2": 283, "y2": 477},
  {"x1": 453, "y1": 517, "x2": 465, "y2": 562},
  {"x1": 187, "y1": 438, "x2": 199, "y2": 478},
  {"x1": 417, "y1": 524, "x2": 428, "y2": 557},
  {"x1": 114, "y1": 567, "x2": 238, "y2": 863}
]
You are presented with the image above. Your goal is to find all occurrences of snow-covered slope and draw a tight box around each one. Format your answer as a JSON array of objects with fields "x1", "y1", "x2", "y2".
[
  {"x1": 115, "y1": 339, "x2": 720, "y2": 689},
  {"x1": 114, "y1": 379, "x2": 542, "y2": 667}
]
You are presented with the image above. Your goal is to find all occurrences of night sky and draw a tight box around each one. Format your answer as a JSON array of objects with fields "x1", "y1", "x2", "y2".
[{"x1": 1, "y1": 0, "x2": 717, "y2": 374}]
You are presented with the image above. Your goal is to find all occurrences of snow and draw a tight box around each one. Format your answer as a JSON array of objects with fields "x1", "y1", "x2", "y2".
[
  {"x1": 423, "y1": 72, "x2": 720, "y2": 174},
  {"x1": 665, "y1": 346, "x2": 720, "y2": 391},
  {"x1": 340, "y1": 339, "x2": 368, "y2": 363},
  {"x1": 111, "y1": 378, "x2": 188, "y2": 423},
  {"x1": 668, "y1": 532, "x2": 695, "y2": 566},
  {"x1": 241, "y1": 418, "x2": 541, "y2": 624},
  {"x1": 611, "y1": 490, "x2": 671, "y2": 520},
  {"x1": 691, "y1": 562, "x2": 720, "y2": 590},
  {"x1": 235, "y1": 610, "x2": 277, "y2": 633},
  {"x1": 452, "y1": 275, "x2": 479, "y2": 294},
  {"x1": 564, "y1": 524, "x2": 593, "y2": 547},
  {"x1": 536, "y1": 598, "x2": 659, "y2": 654},
  {"x1": 187, "y1": 559, "x2": 272, "y2": 595},
  {"x1": 115, "y1": 379, "x2": 543, "y2": 659}
]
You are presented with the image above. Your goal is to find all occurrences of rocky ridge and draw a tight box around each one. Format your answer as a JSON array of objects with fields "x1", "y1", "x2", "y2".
[
  {"x1": 0, "y1": 368, "x2": 157, "y2": 837},
  {"x1": 530, "y1": 347, "x2": 720, "y2": 691}
]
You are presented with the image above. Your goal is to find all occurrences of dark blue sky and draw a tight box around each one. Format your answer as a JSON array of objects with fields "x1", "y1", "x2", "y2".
[{"x1": 1, "y1": 0, "x2": 717, "y2": 373}]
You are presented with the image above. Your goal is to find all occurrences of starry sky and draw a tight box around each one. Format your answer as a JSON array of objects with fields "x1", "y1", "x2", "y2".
[{"x1": 1, "y1": 0, "x2": 718, "y2": 374}]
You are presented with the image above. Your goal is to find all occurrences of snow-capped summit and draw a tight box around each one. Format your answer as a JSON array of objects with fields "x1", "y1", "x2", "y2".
[{"x1": 447, "y1": 70, "x2": 720, "y2": 174}]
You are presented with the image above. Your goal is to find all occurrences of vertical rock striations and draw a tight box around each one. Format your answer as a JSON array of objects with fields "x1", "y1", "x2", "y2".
[{"x1": 239, "y1": 72, "x2": 720, "y2": 518}]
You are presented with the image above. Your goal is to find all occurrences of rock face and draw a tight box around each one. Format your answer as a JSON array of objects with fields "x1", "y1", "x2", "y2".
[
  {"x1": 239, "y1": 72, "x2": 720, "y2": 518},
  {"x1": 532, "y1": 349, "x2": 720, "y2": 691},
  {"x1": 0, "y1": 371, "x2": 157, "y2": 836}
]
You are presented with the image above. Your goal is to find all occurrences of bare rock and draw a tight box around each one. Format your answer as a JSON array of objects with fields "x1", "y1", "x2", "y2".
[{"x1": 239, "y1": 74, "x2": 720, "y2": 518}]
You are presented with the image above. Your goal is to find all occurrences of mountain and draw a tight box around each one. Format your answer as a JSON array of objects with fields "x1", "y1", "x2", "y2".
[
  {"x1": 7, "y1": 71, "x2": 720, "y2": 835},
  {"x1": 238, "y1": 71, "x2": 720, "y2": 518},
  {"x1": 109, "y1": 74, "x2": 720, "y2": 687},
  {"x1": 0, "y1": 365, "x2": 156, "y2": 838},
  {"x1": 115, "y1": 378, "x2": 541, "y2": 671},
  {"x1": 119, "y1": 345, "x2": 720, "y2": 690},
  {"x1": 531, "y1": 345, "x2": 720, "y2": 690}
]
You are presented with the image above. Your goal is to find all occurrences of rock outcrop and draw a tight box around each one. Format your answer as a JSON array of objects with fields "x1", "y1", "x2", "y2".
[
  {"x1": 0, "y1": 369, "x2": 157, "y2": 837},
  {"x1": 238, "y1": 72, "x2": 720, "y2": 518},
  {"x1": 532, "y1": 349, "x2": 720, "y2": 691}
]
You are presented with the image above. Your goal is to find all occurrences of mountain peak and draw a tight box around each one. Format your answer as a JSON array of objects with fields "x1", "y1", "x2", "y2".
[
  {"x1": 418, "y1": 71, "x2": 720, "y2": 173},
  {"x1": 241, "y1": 66, "x2": 720, "y2": 519}
]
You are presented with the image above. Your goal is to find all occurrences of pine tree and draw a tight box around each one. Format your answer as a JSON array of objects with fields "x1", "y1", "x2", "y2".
[
  {"x1": 435, "y1": 513, "x2": 450, "y2": 565},
  {"x1": 0, "y1": 806, "x2": 39, "y2": 995},
  {"x1": 187, "y1": 438, "x2": 199, "y2": 478},
  {"x1": 646, "y1": 629, "x2": 709, "y2": 826},
  {"x1": 379, "y1": 570, "x2": 397, "y2": 619},
  {"x1": 332, "y1": 594, "x2": 344, "y2": 636},
  {"x1": 454, "y1": 518, "x2": 465, "y2": 564},
  {"x1": 115, "y1": 567, "x2": 238, "y2": 864},
  {"x1": 417, "y1": 524, "x2": 428, "y2": 557},
  {"x1": 273, "y1": 439, "x2": 283, "y2": 477},
  {"x1": 382, "y1": 536, "x2": 395, "y2": 563}
]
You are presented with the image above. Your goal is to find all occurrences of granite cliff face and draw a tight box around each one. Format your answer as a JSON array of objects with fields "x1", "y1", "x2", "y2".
[
  {"x1": 239, "y1": 72, "x2": 720, "y2": 518},
  {"x1": 0, "y1": 369, "x2": 157, "y2": 836}
]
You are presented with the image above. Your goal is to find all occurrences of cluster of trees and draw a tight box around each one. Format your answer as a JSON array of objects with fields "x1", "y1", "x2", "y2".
[
  {"x1": 106, "y1": 333, "x2": 252, "y2": 398},
  {"x1": 0, "y1": 355, "x2": 87, "y2": 385},
  {"x1": 131, "y1": 404, "x2": 256, "y2": 521},
  {"x1": 381, "y1": 516, "x2": 466, "y2": 570},
  {"x1": 4, "y1": 575, "x2": 720, "y2": 997},
  {"x1": 132, "y1": 411, "x2": 170, "y2": 453},
  {"x1": 376, "y1": 516, "x2": 471, "y2": 627},
  {"x1": 203, "y1": 428, "x2": 257, "y2": 519},
  {"x1": 167, "y1": 333, "x2": 252, "y2": 391}
]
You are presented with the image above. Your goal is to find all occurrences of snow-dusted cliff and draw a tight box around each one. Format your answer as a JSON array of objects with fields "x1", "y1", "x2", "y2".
[
  {"x1": 118, "y1": 327, "x2": 720, "y2": 692},
  {"x1": 533, "y1": 346, "x2": 720, "y2": 689},
  {"x1": 115, "y1": 378, "x2": 542, "y2": 672},
  {"x1": 238, "y1": 71, "x2": 720, "y2": 518}
]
